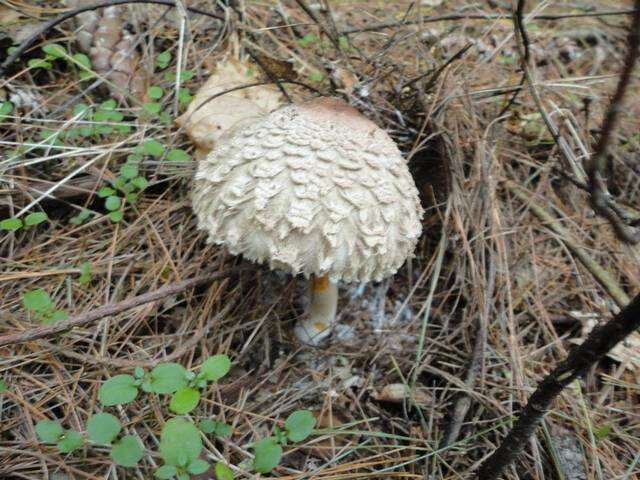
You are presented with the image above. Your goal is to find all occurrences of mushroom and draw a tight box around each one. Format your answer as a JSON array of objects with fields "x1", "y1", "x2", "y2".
[{"x1": 192, "y1": 97, "x2": 423, "y2": 345}]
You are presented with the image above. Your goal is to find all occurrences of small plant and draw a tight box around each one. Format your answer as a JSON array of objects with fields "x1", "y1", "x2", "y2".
[
  {"x1": 22, "y1": 288, "x2": 68, "y2": 324},
  {"x1": 252, "y1": 409, "x2": 317, "y2": 473},
  {"x1": 28, "y1": 43, "x2": 95, "y2": 80},
  {"x1": 1, "y1": 211, "x2": 48, "y2": 232},
  {"x1": 32, "y1": 354, "x2": 316, "y2": 477},
  {"x1": 96, "y1": 155, "x2": 149, "y2": 223}
]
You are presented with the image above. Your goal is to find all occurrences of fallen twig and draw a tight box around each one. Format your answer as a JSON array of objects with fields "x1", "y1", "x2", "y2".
[
  {"x1": 587, "y1": 0, "x2": 640, "y2": 244},
  {"x1": 0, "y1": 269, "x2": 236, "y2": 348},
  {"x1": 477, "y1": 291, "x2": 640, "y2": 478}
]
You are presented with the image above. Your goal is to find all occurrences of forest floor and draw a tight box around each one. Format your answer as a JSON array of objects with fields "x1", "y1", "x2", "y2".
[{"x1": 1, "y1": 1, "x2": 639, "y2": 479}]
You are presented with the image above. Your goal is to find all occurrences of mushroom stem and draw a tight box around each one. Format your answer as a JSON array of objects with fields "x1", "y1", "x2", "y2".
[{"x1": 294, "y1": 274, "x2": 338, "y2": 345}]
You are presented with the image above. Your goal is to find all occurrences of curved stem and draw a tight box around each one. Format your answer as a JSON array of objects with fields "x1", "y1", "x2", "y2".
[{"x1": 294, "y1": 275, "x2": 338, "y2": 345}]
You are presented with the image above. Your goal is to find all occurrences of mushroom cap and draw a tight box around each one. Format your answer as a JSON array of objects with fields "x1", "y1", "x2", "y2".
[{"x1": 192, "y1": 97, "x2": 424, "y2": 283}]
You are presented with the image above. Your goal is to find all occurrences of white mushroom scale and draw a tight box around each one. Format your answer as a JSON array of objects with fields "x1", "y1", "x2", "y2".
[{"x1": 192, "y1": 97, "x2": 423, "y2": 344}]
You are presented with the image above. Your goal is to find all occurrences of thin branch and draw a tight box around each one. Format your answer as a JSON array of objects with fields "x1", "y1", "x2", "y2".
[
  {"x1": 587, "y1": 0, "x2": 640, "y2": 244},
  {"x1": 477, "y1": 291, "x2": 640, "y2": 478},
  {"x1": 0, "y1": 0, "x2": 224, "y2": 77},
  {"x1": 0, "y1": 269, "x2": 237, "y2": 348},
  {"x1": 339, "y1": 9, "x2": 639, "y2": 35}
]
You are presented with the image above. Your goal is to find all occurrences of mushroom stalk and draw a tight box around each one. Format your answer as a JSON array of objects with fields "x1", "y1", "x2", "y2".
[{"x1": 294, "y1": 274, "x2": 338, "y2": 345}]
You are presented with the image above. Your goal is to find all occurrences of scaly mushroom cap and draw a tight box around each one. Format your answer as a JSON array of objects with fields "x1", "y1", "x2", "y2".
[{"x1": 192, "y1": 97, "x2": 423, "y2": 282}]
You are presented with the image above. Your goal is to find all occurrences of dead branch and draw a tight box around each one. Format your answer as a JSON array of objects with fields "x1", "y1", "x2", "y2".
[
  {"x1": 0, "y1": 269, "x2": 236, "y2": 348},
  {"x1": 587, "y1": 0, "x2": 640, "y2": 244},
  {"x1": 477, "y1": 291, "x2": 640, "y2": 478}
]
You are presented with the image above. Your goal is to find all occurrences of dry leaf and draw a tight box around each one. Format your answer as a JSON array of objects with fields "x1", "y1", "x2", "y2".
[
  {"x1": 372, "y1": 383, "x2": 433, "y2": 405},
  {"x1": 176, "y1": 57, "x2": 284, "y2": 155}
]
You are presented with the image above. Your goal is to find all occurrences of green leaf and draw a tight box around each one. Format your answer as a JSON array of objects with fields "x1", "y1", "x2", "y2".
[
  {"x1": 28, "y1": 58, "x2": 52, "y2": 69},
  {"x1": 188, "y1": 458, "x2": 209, "y2": 474},
  {"x1": 35, "y1": 420, "x2": 63, "y2": 443},
  {"x1": 131, "y1": 176, "x2": 149, "y2": 190},
  {"x1": 120, "y1": 164, "x2": 138, "y2": 179},
  {"x1": 297, "y1": 33, "x2": 319, "y2": 46},
  {"x1": 253, "y1": 437, "x2": 282, "y2": 473},
  {"x1": 99, "y1": 374, "x2": 138, "y2": 406},
  {"x1": 143, "y1": 102, "x2": 162, "y2": 114},
  {"x1": 285, "y1": 410, "x2": 316, "y2": 442},
  {"x1": 42, "y1": 43, "x2": 67, "y2": 58},
  {"x1": 177, "y1": 474, "x2": 189, "y2": 480},
  {"x1": 105, "y1": 196, "x2": 121, "y2": 211},
  {"x1": 595, "y1": 424, "x2": 611, "y2": 441},
  {"x1": 125, "y1": 192, "x2": 138, "y2": 203},
  {"x1": 177, "y1": 88, "x2": 192, "y2": 104},
  {"x1": 111, "y1": 435, "x2": 144, "y2": 467},
  {"x1": 0, "y1": 379, "x2": 7, "y2": 393},
  {"x1": 199, "y1": 419, "x2": 231, "y2": 437},
  {"x1": 23, "y1": 289, "x2": 52, "y2": 312},
  {"x1": 160, "y1": 418, "x2": 202, "y2": 467},
  {"x1": 134, "y1": 367, "x2": 145, "y2": 378},
  {"x1": 101, "y1": 99, "x2": 117, "y2": 110},
  {"x1": 97, "y1": 186, "x2": 116, "y2": 198},
  {"x1": 167, "y1": 149, "x2": 190, "y2": 162},
  {"x1": 0, "y1": 100, "x2": 13, "y2": 119},
  {"x1": 215, "y1": 462, "x2": 234, "y2": 480},
  {"x1": 150, "y1": 363, "x2": 188, "y2": 394},
  {"x1": 108, "y1": 211, "x2": 124, "y2": 223},
  {"x1": 0, "y1": 217, "x2": 23, "y2": 231},
  {"x1": 24, "y1": 211, "x2": 48, "y2": 226},
  {"x1": 111, "y1": 177, "x2": 126, "y2": 190},
  {"x1": 87, "y1": 413, "x2": 121, "y2": 445},
  {"x1": 78, "y1": 261, "x2": 92, "y2": 285},
  {"x1": 148, "y1": 86, "x2": 164, "y2": 99},
  {"x1": 308, "y1": 71, "x2": 324, "y2": 82},
  {"x1": 127, "y1": 154, "x2": 142, "y2": 164},
  {"x1": 143, "y1": 139, "x2": 165, "y2": 157},
  {"x1": 155, "y1": 465, "x2": 178, "y2": 479},
  {"x1": 72, "y1": 53, "x2": 91, "y2": 69},
  {"x1": 44, "y1": 310, "x2": 68, "y2": 325},
  {"x1": 170, "y1": 387, "x2": 200, "y2": 414},
  {"x1": 70, "y1": 209, "x2": 91, "y2": 225},
  {"x1": 200, "y1": 354, "x2": 231, "y2": 382},
  {"x1": 156, "y1": 50, "x2": 172, "y2": 69},
  {"x1": 57, "y1": 429, "x2": 84, "y2": 453}
]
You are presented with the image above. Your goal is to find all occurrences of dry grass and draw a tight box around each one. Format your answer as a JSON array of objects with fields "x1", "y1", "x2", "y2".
[{"x1": 1, "y1": 1, "x2": 639, "y2": 479}]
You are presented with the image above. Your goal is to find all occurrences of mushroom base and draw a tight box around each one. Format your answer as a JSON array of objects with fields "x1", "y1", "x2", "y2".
[{"x1": 294, "y1": 275, "x2": 338, "y2": 345}]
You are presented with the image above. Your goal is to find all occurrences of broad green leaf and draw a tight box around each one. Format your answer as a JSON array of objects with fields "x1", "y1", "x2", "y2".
[
  {"x1": 78, "y1": 261, "x2": 92, "y2": 285},
  {"x1": 253, "y1": 437, "x2": 282, "y2": 473},
  {"x1": 0, "y1": 218, "x2": 23, "y2": 231},
  {"x1": 131, "y1": 176, "x2": 148, "y2": 190},
  {"x1": 97, "y1": 186, "x2": 116, "y2": 198},
  {"x1": 72, "y1": 53, "x2": 91, "y2": 69},
  {"x1": 111, "y1": 435, "x2": 144, "y2": 467},
  {"x1": 28, "y1": 58, "x2": 52, "y2": 69},
  {"x1": 70, "y1": 209, "x2": 91, "y2": 225},
  {"x1": 178, "y1": 88, "x2": 192, "y2": 104},
  {"x1": 285, "y1": 410, "x2": 316, "y2": 442},
  {"x1": 101, "y1": 99, "x2": 117, "y2": 110},
  {"x1": 169, "y1": 387, "x2": 200, "y2": 414},
  {"x1": 199, "y1": 419, "x2": 231, "y2": 437},
  {"x1": 188, "y1": 458, "x2": 209, "y2": 474},
  {"x1": 200, "y1": 354, "x2": 230, "y2": 382},
  {"x1": 156, "y1": 50, "x2": 172, "y2": 69},
  {"x1": 43, "y1": 310, "x2": 68, "y2": 325},
  {"x1": 0, "y1": 101, "x2": 13, "y2": 119},
  {"x1": 143, "y1": 102, "x2": 162, "y2": 114},
  {"x1": 159, "y1": 418, "x2": 202, "y2": 466},
  {"x1": 23, "y1": 289, "x2": 52, "y2": 312},
  {"x1": 108, "y1": 211, "x2": 123, "y2": 223},
  {"x1": 24, "y1": 212, "x2": 48, "y2": 226},
  {"x1": 35, "y1": 420, "x2": 63, "y2": 443},
  {"x1": 87, "y1": 413, "x2": 121, "y2": 445},
  {"x1": 167, "y1": 149, "x2": 190, "y2": 162},
  {"x1": 99, "y1": 374, "x2": 138, "y2": 406},
  {"x1": 42, "y1": 43, "x2": 66, "y2": 58},
  {"x1": 177, "y1": 474, "x2": 189, "y2": 480},
  {"x1": 150, "y1": 363, "x2": 188, "y2": 394},
  {"x1": 154, "y1": 465, "x2": 178, "y2": 479},
  {"x1": 134, "y1": 367, "x2": 145, "y2": 378},
  {"x1": 215, "y1": 462, "x2": 234, "y2": 480},
  {"x1": 125, "y1": 192, "x2": 138, "y2": 203},
  {"x1": 148, "y1": 86, "x2": 164, "y2": 99},
  {"x1": 0, "y1": 379, "x2": 6, "y2": 393},
  {"x1": 120, "y1": 164, "x2": 138, "y2": 179},
  {"x1": 143, "y1": 139, "x2": 165, "y2": 157},
  {"x1": 105, "y1": 195, "x2": 121, "y2": 211},
  {"x1": 57, "y1": 430, "x2": 84, "y2": 453}
]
